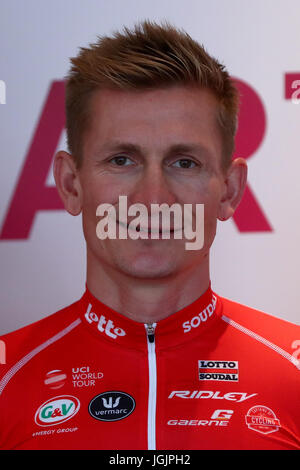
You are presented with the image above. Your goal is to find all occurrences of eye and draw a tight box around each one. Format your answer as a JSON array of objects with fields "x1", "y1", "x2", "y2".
[
  {"x1": 172, "y1": 159, "x2": 197, "y2": 169},
  {"x1": 109, "y1": 156, "x2": 133, "y2": 166}
]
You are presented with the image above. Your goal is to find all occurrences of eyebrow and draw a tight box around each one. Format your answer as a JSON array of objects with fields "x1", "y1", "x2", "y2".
[{"x1": 97, "y1": 141, "x2": 212, "y2": 157}]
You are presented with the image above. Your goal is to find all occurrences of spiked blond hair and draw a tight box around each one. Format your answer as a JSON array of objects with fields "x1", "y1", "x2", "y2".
[{"x1": 65, "y1": 19, "x2": 239, "y2": 169}]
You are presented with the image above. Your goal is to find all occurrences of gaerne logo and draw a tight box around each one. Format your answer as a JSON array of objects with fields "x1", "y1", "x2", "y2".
[
  {"x1": 245, "y1": 406, "x2": 281, "y2": 435},
  {"x1": 168, "y1": 390, "x2": 257, "y2": 402},
  {"x1": 167, "y1": 409, "x2": 234, "y2": 427},
  {"x1": 182, "y1": 295, "x2": 217, "y2": 333},
  {"x1": 34, "y1": 395, "x2": 80, "y2": 427},
  {"x1": 89, "y1": 391, "x2": 135, "y2": 422},
  {"x1": 198, "y1": 360, "x2": 239, "y2": 382},
  {"x1": 84, "y1": 304, "x2": 126, "y2": 339}
]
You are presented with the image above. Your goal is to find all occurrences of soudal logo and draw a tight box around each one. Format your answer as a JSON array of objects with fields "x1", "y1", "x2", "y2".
[
  {"x1": 34, "y1": 395, "x2": 80, "y2": 427},
  {"x1": 245, "y1": 405, "x2": 281, "y2": 435},
  {"x1": 89, "y1": 391, "x2": 135, "y2": 422},
  {"x1": 168, "y1": 409, "x2": 234, "y2": 427},
  {"x1": 198, "y1": 360, "x2": 239, "y2": 382},
  {"x1": 182, "y1": 296, "x2": 217, "y2": 333},
  {"x1": 168, "y1": 390, "x2": 257, "y2": 403},
  {"x1": 84, "y1": 304, "x2": 126, "y2": 339}
]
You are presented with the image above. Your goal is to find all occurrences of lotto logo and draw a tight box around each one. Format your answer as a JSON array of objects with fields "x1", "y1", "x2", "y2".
[{"x1": 84, "y1": 304, "x2": 126, "y2": 339}]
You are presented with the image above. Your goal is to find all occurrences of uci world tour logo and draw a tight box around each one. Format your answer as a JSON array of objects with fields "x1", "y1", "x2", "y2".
[{"x1": 34, "y1": 395, "x2": 80, "y2": 427}]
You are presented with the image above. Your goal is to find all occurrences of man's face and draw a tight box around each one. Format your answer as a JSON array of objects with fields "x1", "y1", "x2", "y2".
[{"x1": 78, "y1": 85, "x2": 227, "y2": 279}]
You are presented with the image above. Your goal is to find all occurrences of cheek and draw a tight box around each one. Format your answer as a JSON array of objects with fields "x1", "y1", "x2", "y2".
[
  {"x1": 188, "y1": 180, "x2": 222, "y2": 237},
  {"x1": 183, "y1": 177, "x2": 222, "y2": 210},
  {"x1": 81, "y1": 177, "x2": 119, "y2": 211}
]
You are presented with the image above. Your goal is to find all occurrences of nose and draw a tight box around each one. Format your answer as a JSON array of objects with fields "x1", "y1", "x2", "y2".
[{"x1": 128, "y1": 162, "x2": 177, "y2": 208}]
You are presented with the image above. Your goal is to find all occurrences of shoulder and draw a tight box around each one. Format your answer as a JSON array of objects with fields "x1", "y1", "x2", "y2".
[
  {"x1": 0, "y1": 296, "x2": 83, "y2": 374},
  {"x1": 218, "y1": 295, "x2": 300, "y2": 364}
]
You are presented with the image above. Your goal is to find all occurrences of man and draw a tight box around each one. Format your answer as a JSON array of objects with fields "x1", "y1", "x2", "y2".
[{"x1": 0, "y1": 20, "x2": 299, "y2": 450}]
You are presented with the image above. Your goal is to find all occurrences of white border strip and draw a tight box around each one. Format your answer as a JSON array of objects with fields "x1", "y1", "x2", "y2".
[
  {"x1": 221, "y1": 315, "x2": 300, "y2": 369},
  {"x1": 0, "y1": 318, "x2": 81, "y2": 396},
  {"x1": 145, "y1": 323, "x2": 157, "y2": 451}
]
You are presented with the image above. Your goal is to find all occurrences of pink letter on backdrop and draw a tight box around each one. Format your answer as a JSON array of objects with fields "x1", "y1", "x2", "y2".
[
  {"x1": 232, "y1": 78, "x2": 272, "y2": 232},
  {"x1": 284, "y1": 72, "x2": 300, "y2": 99},
  {"x1": 0, "y1": 81, "x2": 65, "y2": 240}
]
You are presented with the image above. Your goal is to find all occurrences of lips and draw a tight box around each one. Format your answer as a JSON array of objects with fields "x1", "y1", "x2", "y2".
[{"x1": 117, "y1": 220, "x2": 179, "y2": 235}]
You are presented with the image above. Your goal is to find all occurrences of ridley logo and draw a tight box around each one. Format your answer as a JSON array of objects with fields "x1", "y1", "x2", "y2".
[
  {"x1": 168, "y1": 390, "x2": 257, "y2": 403},
  {"x1": 84, "y1": 304, "x2": 126, "y2": 339},
  {"x1": 245, "y1": 405, "x2": 281, "y2": 435},
  {"x1": 89, "y1": 391, "x2": 135, "y2": 422},
  {"x1": 34, "y1": 395, "x2": 80, "y2": 427}
]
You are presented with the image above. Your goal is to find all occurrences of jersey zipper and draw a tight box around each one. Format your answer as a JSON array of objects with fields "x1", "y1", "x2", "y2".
[{"x1": 145, "y1": 322, "x2": 157, "y2": 450}]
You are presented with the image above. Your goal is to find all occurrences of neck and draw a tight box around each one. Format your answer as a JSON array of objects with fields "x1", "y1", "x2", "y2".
[{"x1": 86, "y1": 251, "x2": 211, "y2": 323}]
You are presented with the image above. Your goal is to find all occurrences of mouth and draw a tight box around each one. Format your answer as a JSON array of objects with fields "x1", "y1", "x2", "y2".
[{"x1": 117, "y1": 220, "x2": 177, "y2": 236}]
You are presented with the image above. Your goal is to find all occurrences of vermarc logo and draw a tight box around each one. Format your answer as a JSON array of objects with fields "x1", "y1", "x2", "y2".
[{"x1": 89, "y1": 391, "x2": 135, "y2": 422}]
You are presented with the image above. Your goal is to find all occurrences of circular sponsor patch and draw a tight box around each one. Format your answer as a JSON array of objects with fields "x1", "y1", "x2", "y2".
[
  {"x1": 89, "y1": 391, "x2": 135, "y2": 422},
  {"x1": 245, "y1": 405, "x2": 280, "y2": 435}
]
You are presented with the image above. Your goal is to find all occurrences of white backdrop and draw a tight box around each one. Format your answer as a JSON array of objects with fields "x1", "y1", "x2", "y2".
[{"x1": 1, "y1": 0, "x2": 300, "y2": 334}]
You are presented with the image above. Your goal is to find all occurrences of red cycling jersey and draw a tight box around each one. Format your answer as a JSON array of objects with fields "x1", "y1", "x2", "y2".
[{"x1": 0, "y1": 284, "x2": 299, "y2": 450}]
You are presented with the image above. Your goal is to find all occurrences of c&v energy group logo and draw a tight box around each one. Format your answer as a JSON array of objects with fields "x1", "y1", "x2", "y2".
[{"x1": 34, "y1": 395, "x2": 80, "y2": 427}]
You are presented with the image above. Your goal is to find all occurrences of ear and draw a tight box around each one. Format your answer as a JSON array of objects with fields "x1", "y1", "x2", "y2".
[
  {"x1": 218, "y1": 157, "x2": 248, "y2": 221},
  {"x1": 53, "y1": 150, "x2": 82, "y2": 216}
]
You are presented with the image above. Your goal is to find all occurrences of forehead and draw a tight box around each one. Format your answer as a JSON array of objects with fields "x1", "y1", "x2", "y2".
[
  {"x1": 88, "y1": 84, "x2": 219, "y2": 121},
  {"x1": 84, "y1": 85, "x2": 222, "y2": 160}
]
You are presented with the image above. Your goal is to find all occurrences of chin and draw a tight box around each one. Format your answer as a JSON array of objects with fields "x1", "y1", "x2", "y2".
[{"x1": 116, "y1": 253, "x2": 180, "y2": 280}]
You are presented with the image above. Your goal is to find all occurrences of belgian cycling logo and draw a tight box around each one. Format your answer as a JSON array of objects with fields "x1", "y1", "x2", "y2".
[
  {"x1": 34, "y1": 395, "x2": 80, "y2": 427},
  {"x1": 84, "y1": 303, "x2": 126, "y2": 339},
  {"x1": 44, "y1": 370, "x2": 67, "y2": 389},
  {"x1": 198, "y1": 360, "x2": 239, "y2": 382},
  {"x1": 245, "y1": 405, "x2": 281, "y2": 435},
  {"x1": 89, "y1": 391, "x2": 135, "y2": 422}
]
